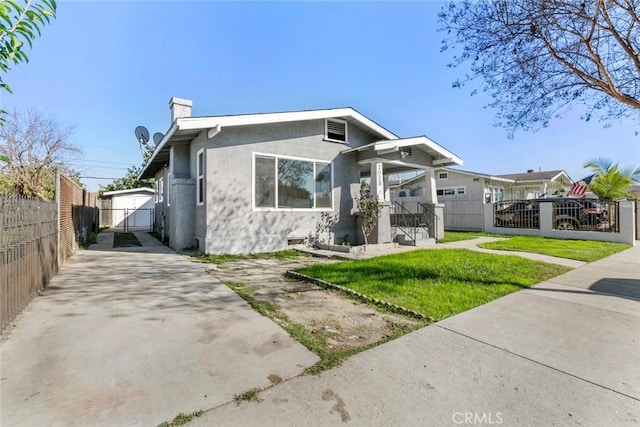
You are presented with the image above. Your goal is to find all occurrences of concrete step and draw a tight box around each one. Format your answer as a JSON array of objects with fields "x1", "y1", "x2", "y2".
[{"x1": 394, "y1": 234, "x2": 436, "y2": 247}]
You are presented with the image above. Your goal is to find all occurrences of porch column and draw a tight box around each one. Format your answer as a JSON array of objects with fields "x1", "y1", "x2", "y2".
[
  {"x1": 369, "y1": 161, "x2": 391, "y2": 244},
  {"x1": 424, "y1": 167, "x2": 438, "y2": 204},
  {"x1": 383, "y1": 174, "x2": 390, "y2": 202},
  {"x1": 423, "y1": 167, "x2": 445, "y2": 240},
  {"x1": 370, "y1": 162, "x2": 385, "y2": 200}
]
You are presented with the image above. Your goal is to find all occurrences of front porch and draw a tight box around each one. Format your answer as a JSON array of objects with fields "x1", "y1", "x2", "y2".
[{"x1": 344, "y1": 136, "x2": 463, "y2": 246}]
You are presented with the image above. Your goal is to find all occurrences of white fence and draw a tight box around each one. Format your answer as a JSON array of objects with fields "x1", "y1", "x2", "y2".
[{"x1": 437, "y1": 195, "x2": 484, "y2": 231}]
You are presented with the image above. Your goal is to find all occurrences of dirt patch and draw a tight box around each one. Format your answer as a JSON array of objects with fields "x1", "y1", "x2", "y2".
[{"x1": 205, "y1": 257, "x2": 423, "y2": 353}]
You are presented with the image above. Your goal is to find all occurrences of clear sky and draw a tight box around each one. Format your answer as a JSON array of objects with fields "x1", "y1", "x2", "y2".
[{"x1": 4, "y1": 1, "x2": 638, "y2": 191}]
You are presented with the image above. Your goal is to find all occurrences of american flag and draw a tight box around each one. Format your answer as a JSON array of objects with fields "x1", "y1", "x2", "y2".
[{"x1": 566, "y1": 174, "x2": 595, "y2": 196}]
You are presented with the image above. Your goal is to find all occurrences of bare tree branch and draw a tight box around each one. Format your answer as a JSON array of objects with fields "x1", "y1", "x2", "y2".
[
  {"x1": 0, "y1": 109, "x2": 80, "y2": 199},
  {"x1": 439, "y1": 0, "x2": 640, "y2": 136}
]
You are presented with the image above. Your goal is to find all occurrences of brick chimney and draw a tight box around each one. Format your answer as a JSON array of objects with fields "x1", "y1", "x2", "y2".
[{"x1": 169, "y1": 97, "x2": 192, "y2": 122}]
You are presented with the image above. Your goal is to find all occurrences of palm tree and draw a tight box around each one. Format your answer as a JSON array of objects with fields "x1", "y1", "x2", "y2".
[{"x1": 583, "y1": 158, "x2": 640, "y2": 200}]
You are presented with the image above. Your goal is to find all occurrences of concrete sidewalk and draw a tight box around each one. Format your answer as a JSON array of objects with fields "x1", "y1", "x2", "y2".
[
  {"x1": 192, "y1": 244, "x2": 640, "y2": 426},
  {"x1": 438, "y1": 236, "x2": 587, "y2": 268},
  {"x1": 0, "y1": 231, "x2": 318, "y2": 426}
]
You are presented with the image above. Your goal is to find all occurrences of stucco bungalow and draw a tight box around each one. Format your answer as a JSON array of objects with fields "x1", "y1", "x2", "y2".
[{"x1": 139, "y1": 97, "x2": 463, "y2": 254}]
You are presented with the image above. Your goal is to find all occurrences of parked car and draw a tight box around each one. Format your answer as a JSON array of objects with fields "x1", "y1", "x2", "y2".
[
  {"x1": 549, "y1": 198, "x2": 607, "y2": 230},
  {"x1": 494, "y1": 198, "x2": 608, "y2": 230},
  {"x1": 494, "y1": 200, "x2": 540, "y2": 228}
]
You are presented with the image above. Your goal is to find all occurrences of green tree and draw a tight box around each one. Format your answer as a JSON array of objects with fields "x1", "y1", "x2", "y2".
[
  {"x1": 355, "y1": 181, "x2": 382, "y2": 245},
  {"x1": 583, "y1": 158, "x2": 640, "y2": 200},
  {"x1": 1, "y1": 0, "x2": 57, "y2": 115},
  {"x1": 439, "y1": 1, "x2": 640, "y2": 136},
  {"x1": 100, "y1": 165, "x2": 152, "y2": 192}
]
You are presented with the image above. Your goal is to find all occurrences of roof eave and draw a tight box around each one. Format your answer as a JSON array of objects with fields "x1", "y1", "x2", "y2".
[{"x1": 139, "y1": 121, "x2": 179, "y2": 180}]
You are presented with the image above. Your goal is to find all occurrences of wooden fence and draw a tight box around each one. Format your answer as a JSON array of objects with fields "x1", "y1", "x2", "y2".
[
  {"x1": 0, "y1": 195, "x2": 58, "y2": 330},
  {"x1": 58, "y1": 174, "x2": 99, "y2": 265},
  {"x1": 1, "y1": 173, "x2": 98, "y2": 332}
]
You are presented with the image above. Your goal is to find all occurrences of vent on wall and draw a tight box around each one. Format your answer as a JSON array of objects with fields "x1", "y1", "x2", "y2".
[{"x1": 326, "y1": 119, "x2": 347, "y2": 142}]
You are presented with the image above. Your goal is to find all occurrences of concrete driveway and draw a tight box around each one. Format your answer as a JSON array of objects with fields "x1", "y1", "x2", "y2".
[
  {"x1": 0, "y1": 231, "x2": 318, "y2": 426},
  {"x1": 192, "y1": 244, "x2": 640, "y2": 426}
]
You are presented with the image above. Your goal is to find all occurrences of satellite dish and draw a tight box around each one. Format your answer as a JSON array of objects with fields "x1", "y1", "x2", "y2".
[
  {"x1": 135, "y1": 126, "x2": 150, "y2": 144},
  {"x1": 153, "y1": 132, "x2": 164, "y2": 145}
]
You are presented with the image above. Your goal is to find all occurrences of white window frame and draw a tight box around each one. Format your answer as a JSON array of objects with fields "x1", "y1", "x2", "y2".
[
  {"x1": 437, "y1": 171, "x2": 449, "y2": 180},
  {"x1": 437, "y1": 185, "x2": 465, "y2": 197},
  {"x1": 158, "y1": 177, "x2": 164, "y2": 202},
  {"x1": 196, "y1": 149, "x2": 204, "y2": 206},
  {"x1": 324, "y1": 118, "x2": 348, "y2": 143},
  {"x1": 252, "y1": 152, "x2": 334, "y2": 212},
  {"x1": 487, "y1": 186, "x2": 505, "y2": 203}
]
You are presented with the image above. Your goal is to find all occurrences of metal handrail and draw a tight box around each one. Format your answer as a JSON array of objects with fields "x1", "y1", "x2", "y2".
[
  {"x1": 417, "y1": 202, "x2": 437, "y2": 238},
  {"x1": 391, "y1": 202, "x2": 434, "y2": 243}
]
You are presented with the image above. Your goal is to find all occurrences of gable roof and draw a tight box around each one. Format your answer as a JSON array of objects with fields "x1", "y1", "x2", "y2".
[
  {"x1": 140, "y1": 107, "x2": 399, "y2": 179},
  {"x1": 343, "y1": 136, "x2": 463, "y2": 167},
  {"x1": 496, "y1": 170, "x2": 570, "y2": 182},
  {"x1": 435, "y1": 167, "x2": 515, "y2": 183}
]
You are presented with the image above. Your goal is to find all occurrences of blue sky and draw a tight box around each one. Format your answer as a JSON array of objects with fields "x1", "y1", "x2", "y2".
[{"x1": 4, "y1": 1, "x2": 638, "y2": 191}]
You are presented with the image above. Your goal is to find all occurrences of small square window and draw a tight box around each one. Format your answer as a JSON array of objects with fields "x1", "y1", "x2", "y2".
[{"x1": 438, "y1": 172, "x2": 449, "y2": 180}]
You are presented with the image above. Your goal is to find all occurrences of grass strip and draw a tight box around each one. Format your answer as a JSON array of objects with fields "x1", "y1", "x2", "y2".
[
  {"x1": 478, "y1": 236, "x2": 630, "y2": 262},
  {"x1": 157, "y1": 410, "x2": 204, "y2": 427},
  {"x1": 113, "y1": 232, "x2": 141, "y2": 248},
  {"x1": 437, "y1": 231, "x2": 507, "y2": 243},
  {"x1": 195, "y1": 249, "x2": 310, "y2": 265}
]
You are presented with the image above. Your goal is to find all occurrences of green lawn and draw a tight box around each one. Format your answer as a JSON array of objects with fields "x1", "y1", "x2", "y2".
[
  {"x1": 478, "y1": 236, "x2": 630, "y2": 262},
  {"x1": 297, "y1": 249, "x2": 570, "y2": 321},
  {"x1": 194, "y1": 249, "x2": 310, "y2": 265}
]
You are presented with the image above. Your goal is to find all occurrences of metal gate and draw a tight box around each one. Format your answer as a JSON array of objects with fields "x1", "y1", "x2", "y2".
[{"x1": 99, "y1": 208, "x2": 154, "y2": 232}]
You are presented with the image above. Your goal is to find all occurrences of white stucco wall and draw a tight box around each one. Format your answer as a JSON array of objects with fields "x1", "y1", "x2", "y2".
[{"x1": 201, "y1": 119, "x2": 378, "y2": 254}]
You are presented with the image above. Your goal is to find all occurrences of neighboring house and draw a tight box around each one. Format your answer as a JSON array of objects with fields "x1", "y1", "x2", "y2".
[
  {"x1": 99, "y1": 188, "x2": 155, "y2": 230},
  {"x1": 139, "y1": 97, "x2": 463, "y2": 254},
  {"x1": 390, "y1": 167, "x2": 574, "y2": 231},
  {"x1": 496, "y1": 169, "x2": 573, "y2": 199},
  {"x1": 392, "y1": 167, "x2": 573, "y2": 203}
]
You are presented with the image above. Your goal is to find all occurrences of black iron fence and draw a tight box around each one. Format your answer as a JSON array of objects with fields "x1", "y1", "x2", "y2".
[
  {"x1": 493, "y1": 198, "x2": 619, "y2": 233},
  {"x1": 551, "y1": 199, "x2": 619, "y2": 232},
  {"x1": 493, "y1": 200, "x2": 540, "y2": 229}
]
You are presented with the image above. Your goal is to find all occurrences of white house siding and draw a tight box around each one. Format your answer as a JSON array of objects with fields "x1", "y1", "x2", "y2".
[
  {"x1": 202, "y1": 120, "x2": 376, "y2": 254},
  {"x1": 435, "y1": 172, "x2": 482, "y2": 197}
]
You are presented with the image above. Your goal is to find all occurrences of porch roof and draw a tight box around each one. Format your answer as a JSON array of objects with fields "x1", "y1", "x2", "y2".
[{"x1": 343, "y1": 136, "x2": 463, "y2": 167}]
